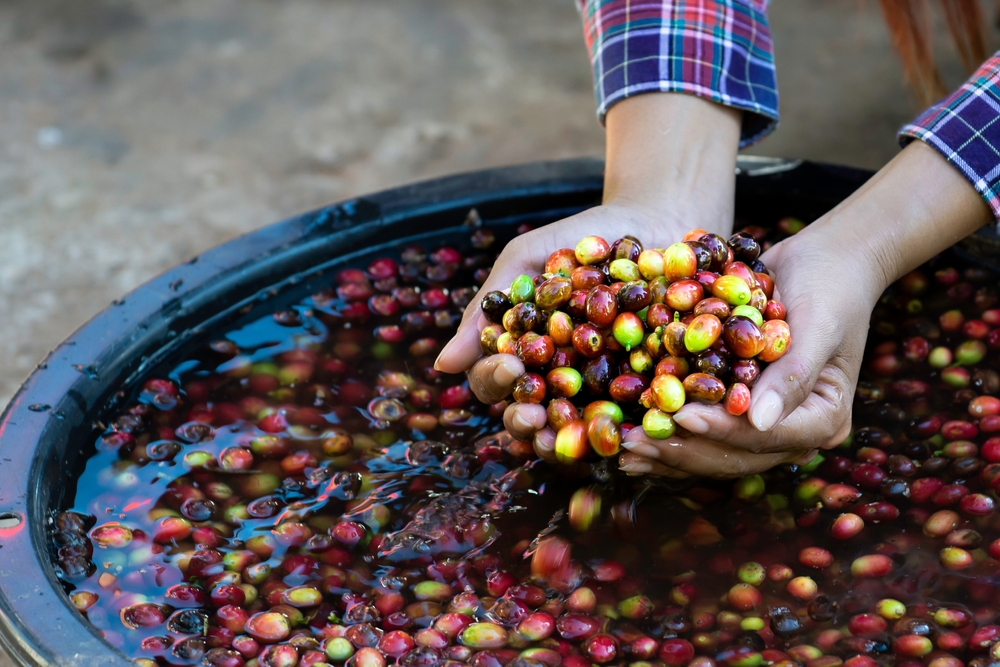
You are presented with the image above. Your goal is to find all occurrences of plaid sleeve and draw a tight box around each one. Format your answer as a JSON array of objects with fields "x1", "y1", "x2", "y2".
[
  {"x1": 575, "y1": 0, "x2": 779, "y2": 147},
  {"x1": 900, "y1": 53, "x2": 1000, "y2": 220}
]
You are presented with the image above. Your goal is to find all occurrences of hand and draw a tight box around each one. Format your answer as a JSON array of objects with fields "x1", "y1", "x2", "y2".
[
  {"x1": 616, "y1": 224, "x2": 874, "y2": 478},
  {"x1": 618, "y1": 141, "x2": 993, "y2": 478},
  {"x1": 435, "y1": 202, "x2": 705, "y2": 445},
  {"x1": 434, "y1": 93, "x2": 744, "y2": 457}
]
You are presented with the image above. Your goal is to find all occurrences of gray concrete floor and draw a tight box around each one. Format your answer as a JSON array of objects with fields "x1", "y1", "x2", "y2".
[{"x1": 0, "y1": 0, "x2": 995, "y2": 662}]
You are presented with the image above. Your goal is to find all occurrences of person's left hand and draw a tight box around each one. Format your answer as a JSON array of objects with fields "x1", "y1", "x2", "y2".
[{"x1": 615, "y1": 220, "x2": 884, "y2": 478}]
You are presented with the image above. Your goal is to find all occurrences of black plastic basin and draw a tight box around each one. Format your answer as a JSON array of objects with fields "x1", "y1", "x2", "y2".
[{"x1": 0, "y1": 156, "x2": 992, "y2": 666}]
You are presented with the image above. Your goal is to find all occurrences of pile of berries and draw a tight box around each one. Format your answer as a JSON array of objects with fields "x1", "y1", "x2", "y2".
[{"x1": 478, "y1": 230, "x2": 791, "y2": 460}]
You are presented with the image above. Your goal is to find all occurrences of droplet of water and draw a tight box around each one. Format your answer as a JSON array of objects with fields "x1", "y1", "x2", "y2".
[
  {"x1": 28, "y1": 404, "x2": 51, "y2": 412},
  {"x1": 169, "y1": 279, "x2": 184, "y2": 291}
]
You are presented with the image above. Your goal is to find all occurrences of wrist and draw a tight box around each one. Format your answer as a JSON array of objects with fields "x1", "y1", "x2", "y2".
[
  {"x1": 602, "y1": 93, "x2": 742, "y2": 236},
  {"x1": 800, "y1": 224, "x2": 889, "y2": 310},
  {"x1": 808, "y1": 142, "x2": 992, "y2": 301}
]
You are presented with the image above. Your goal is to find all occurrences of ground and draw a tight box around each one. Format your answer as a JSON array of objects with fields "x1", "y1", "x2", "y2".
[{"x1": 0, "y1": 0, "x2": 993, "y2": 663}]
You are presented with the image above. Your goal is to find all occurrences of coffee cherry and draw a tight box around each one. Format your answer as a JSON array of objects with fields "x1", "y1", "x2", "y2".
[
  {"x1": 642, "y1": 408, "x2": 676, "y2": 439},
  {"x1": 586, "y1": 285, "x2": 618, "y2": 328},
  {"x1": 712, "y1": 275, "x2": 752, "y2": 306},
  {"x1": 683, "y1": 373, "x2": 725, "y2": 404},
  {"x1": 685, "y1": 314, "x2": 723, "y2": 353},
  {"x1": 555, "y1": 421, "x2": 589, "y2": 462},
  {"x1": 535, "y1": 277, "x2": 573, "y2": 309},
  {"x1": 664, "y1": 243, "x2": 698, "y2": 281},
  {"x1": 575, "y1": 236, "x2": 611, "y2": 266},
  {"x1": 587, "y1": 414, "x2": 622, "y2": 457},
  {"x1": 650, "y1": 374, "x2": 686, "y2": 413}
]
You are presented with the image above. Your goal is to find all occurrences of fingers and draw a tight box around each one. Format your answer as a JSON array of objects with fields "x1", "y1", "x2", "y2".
[
  {"x1": 503, "y1": 402, "x2": 547, "y2": 440},
  {"x1": 618, "y1": 451, "x2": 691, "y2": 478},
  {"x1": 749, "y1": 236, "x2": 856, "y2": 435},
  {"x1": 746, "y1": 287, "x2": 841, "y2": 432},
  {"x1": 435, "y1": 311, "x2": 489, "y2": 374},
  {"x1": 620, "y1": 426, "x2": 804, "y2": 478},
  {"x1": 533, "y1": 427, "x2": 557, "y2": 462},
  {"x1": 673, "y1": 365, "x2": 853, "y2": 453},
  {"x1": 619, "y1": 448, "x2": 817, "y2": 479},
  {"x1": 467, "y1": 354, "x2": 524, "y2": 404},
  {"x1": 435, "y1": 238, "x2": 537, "y2": 374}
]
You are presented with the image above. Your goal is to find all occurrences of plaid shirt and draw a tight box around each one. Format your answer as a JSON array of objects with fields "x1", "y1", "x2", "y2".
[
  {"x1": 900, "y1": 54, "x2": 1000, "y2": 220},
  {"x1": 576, "y1": 0, "x2": 779, "y2": 147},
  {"x1": 578, "y1": 1, "x2": 1000, "y2": 219}
]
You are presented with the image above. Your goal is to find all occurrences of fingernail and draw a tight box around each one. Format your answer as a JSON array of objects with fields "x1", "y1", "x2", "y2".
[
  {"x1": 433, "y1": 340, "x2": 455, "y2": 371},
  {"x1": 750, "y1": 390, "x2": 783, "y2": 431},
  {"x1": 619, "y1": 440, "x2": 660, "y2": 458},
  {"x1": 512, "y1": 411, "x2": 533, "y2": 432},
  {"x1": 673, "y1": 412, "x2": 708, "y2": 434},
  {"x1": 796, "y1": 450, "x2": 818, "y2": 465},
  {"x1": 493, "y1": 362, "x2": 520, "y2": 387},
  {"x1": 619, "y1": 461, "x2": 650, "y2": 474}
]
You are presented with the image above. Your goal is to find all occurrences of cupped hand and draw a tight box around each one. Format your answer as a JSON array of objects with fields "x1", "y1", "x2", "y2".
[
  {"x1": 434, "y1": 90, "x2": 745, "y2": 462},
  {"x1": 619, "y1": 222, "x2": 885, "y2": 477},
  {"x1": 434, "y1": 200, "x2": 708, "y2": 450}
]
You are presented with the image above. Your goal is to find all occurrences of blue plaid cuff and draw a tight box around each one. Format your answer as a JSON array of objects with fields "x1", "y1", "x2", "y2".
[
  {"x1": 577, "y1": 0, "x2": 779, "y2": 147},
  {"x1": 900, "y1": 53, "x2": 1000, "y2": 220}
]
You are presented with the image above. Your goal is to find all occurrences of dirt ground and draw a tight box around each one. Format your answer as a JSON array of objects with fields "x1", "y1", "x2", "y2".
[{"x1": 0, "y1": 0, "x2": 995, "y2": 663}]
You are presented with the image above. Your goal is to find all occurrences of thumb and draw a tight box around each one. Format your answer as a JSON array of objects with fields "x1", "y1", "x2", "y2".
[
  {"x1": 748, "y1": 303, "x2": 834, "y2": 432},
  {"x1": 434, "y1": 238, "x2": 538, "y2": 374}
]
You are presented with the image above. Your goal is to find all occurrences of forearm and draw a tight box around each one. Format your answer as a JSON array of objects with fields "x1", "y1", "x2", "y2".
[
  {"x1": 805, "y1": 141, "x2": 992, "y2": 304},
  {"x1": 603, "y1": 94, "x2": 743, "y2": 236}
]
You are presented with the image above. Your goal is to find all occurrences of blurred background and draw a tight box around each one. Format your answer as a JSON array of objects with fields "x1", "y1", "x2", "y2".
[{"x1": 0, "y1": 0, "x2": 996, "y2": 426}]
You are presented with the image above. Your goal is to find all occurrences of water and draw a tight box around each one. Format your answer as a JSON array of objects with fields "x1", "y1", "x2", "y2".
[{"x1": 47, "y1": 225, "x2": 1000, "y2": 667}]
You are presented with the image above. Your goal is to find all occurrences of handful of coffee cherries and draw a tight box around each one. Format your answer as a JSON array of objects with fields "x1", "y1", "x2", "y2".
[{"x1": 478, "y1": 229, "x2": 791, "y2": 462}]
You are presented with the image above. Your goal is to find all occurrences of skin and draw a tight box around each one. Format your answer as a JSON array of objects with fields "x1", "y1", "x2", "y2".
[
  {"x1": 435, "y1": 93, "x2": 740, "y2": 433},
  {"x1": 641, "y1": 140, "x2": 993, "y2": 477},
  {"x1": 435, "y1": 92, "x2": 993, "y2": 478}
]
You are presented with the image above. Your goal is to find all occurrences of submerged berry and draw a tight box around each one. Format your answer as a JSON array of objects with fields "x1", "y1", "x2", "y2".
[{"x1": 568, "y1": 487, "x2": 602, "y2": 531}]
